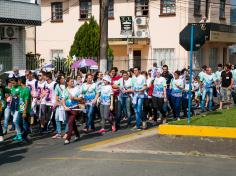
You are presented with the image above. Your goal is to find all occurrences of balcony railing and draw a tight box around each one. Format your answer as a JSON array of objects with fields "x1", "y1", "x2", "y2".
[{"x1": 0, "y1": 0, "x2": 41, "y2": 26}]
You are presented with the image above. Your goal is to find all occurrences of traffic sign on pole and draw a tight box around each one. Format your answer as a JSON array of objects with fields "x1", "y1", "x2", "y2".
[{"x1": 179, "y1": 23, "x2": 206, "y2": 51}]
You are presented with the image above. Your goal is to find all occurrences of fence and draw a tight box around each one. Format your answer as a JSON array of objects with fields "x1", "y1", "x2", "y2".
[{"x1": 26, "y1": 53, "x2": 44, "y2": 70}]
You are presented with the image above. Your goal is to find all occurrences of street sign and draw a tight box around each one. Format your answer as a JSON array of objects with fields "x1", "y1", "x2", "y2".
[{"x1": 179, "y1": 23, "x2": 206, "y2": 51}]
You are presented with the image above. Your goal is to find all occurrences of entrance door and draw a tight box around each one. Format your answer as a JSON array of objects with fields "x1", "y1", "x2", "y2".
[
  {"x1": 0, "y1": 43, "x2": 12, "y2": 72},
  {"x1": 133, "y1": 50, "x2": 141, "y2": 69}
]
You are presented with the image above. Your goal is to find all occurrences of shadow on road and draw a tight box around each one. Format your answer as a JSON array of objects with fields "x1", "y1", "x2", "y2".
[{"x1": 0, "y1": 148, "x2": 27, "y2": 166}]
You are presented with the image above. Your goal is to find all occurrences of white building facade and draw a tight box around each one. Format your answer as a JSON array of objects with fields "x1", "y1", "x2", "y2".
[
  {"x1": 36, "y1": 0, "x2": 235, "y2": 72},
  {"x1": 0, "y1": 0, "x2": 41, "y2": 72}
]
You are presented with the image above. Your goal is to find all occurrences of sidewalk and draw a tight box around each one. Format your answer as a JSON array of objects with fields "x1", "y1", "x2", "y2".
[{"x1": 80, "y1": 129, "x2": 236, "y2": 158}]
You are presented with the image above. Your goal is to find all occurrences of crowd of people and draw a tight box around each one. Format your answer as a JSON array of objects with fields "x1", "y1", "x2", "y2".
[{"x1": 0, "y1": 63, "x2": 235, "y2": 144}]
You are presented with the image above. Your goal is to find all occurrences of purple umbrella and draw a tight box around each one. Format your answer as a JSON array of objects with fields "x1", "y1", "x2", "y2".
[{"x1": 71, "y1": 58, "x2": 97, "y2": 69}]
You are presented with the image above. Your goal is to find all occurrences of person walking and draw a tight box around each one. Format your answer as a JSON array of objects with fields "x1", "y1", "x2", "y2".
[
  {"x1": 62, "y1": 77, "x2": 83, "y2": 145},
  {"x1": 219, "y1": 64, "x2": 234, "y2": 110}
]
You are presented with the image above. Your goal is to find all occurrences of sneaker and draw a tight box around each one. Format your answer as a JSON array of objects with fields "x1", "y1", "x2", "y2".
[
  {"x1": 63, "y1": 134, "x2": 68, "y2": 139},
  {"x1": 98, "y1": 129, "x2": 106, "y2": 134},
  {"x1": 162, "y1": 119, "x2": 167, "y2": 124},
  {"x1": 0, "y1": 136, "x2": 4, "y2": 142},
  {"x1": 12, "y1": 135, "x2": 19, "y2": 141},
  {"x1": 157, "y1": 117, "x2": 162, "y2": 121},
  {"x1": 82, "y1": 128, "x2": 88, "y2": 134},
  {"x1": 177, "y1": 118, "x2": 181, "y2": 121},
  {"x1": 52, "y1": 134, "x2": 62, "y2": 139},
  {"x1": 112, "y1": 125, "x2": 116, "y2": 132},
  {"x1": 64, "y1": 140, "x2": 70, "y2": 145},
  {"x1": 3, "y1": 129, "x2": 7, "y2": 135},
  {"x1": 74, "y1": 136, "x2": 80, "y2": 142},
  {"x1": 142, "y1": 122, "x2": 147, "y2": 130},
  {"x1": 132, "y1": 126, "x2": 142, "y2": 131}
]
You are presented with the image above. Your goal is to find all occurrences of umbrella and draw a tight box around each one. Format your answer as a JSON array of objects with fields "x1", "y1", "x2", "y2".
[{"x1": 71, "y1": 59, "x2": 97, "y2": 69}]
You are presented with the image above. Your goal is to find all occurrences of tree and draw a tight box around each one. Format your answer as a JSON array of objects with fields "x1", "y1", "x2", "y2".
[{"x1": 69, "y1": 16, "x2": 100, "y2": 58}]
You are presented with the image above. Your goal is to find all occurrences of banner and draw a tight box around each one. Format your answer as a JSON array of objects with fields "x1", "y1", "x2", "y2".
[{"x1": 120, "y1": 16, "x2": 133, "y2": 36}]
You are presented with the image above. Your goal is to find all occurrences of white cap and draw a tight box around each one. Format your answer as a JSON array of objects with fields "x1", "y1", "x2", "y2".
[{"x1": 103, "y1": 75, "x2": 111, "y2": 83}]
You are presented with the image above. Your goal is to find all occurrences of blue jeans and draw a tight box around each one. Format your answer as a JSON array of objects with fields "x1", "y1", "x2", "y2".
[
  {"x1": 201, "y1": 87, "x2": 213, "y2": 111},
  {"x1": 13, "y1": 111, "x2": 21, "y2": 135},
  {"x1": 119, "y1": 96, "x2": 132, "y2": 126},
  {"x1": 86, "y1": 104, "x2": 95, "y2": 129},
  {"x1": 4, "y1": 107, "x2": 11, "y2": 131},
  {"x1": 56, "y1": 120, "x2": 68, "y2": 134},
  {"x1": 171, "y1": 96, "x2": 182, "y2": 118},
  {"x1": 133, "y1": 98, "x2": 144, "y2": 128}
]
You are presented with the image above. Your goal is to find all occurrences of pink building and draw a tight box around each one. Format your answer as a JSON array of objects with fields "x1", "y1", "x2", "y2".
[{"x1": 32, "y1": 0, "x2": 236, "y2": 71}]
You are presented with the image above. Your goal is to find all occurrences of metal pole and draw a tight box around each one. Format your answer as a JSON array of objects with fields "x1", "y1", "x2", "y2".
[{"x1": 188, "y1": 24, "x2": 194, "y2": 125}]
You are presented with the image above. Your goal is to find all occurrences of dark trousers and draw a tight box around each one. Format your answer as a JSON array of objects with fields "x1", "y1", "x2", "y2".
[
  {"x1": 0, "y1": 112, "x2": 3, "y2": 136},
  {"x1": 143, "y1": 98, "x2": 153, "y2": 121},
  {"x1": 20, "y1": 114, "x2": 30, "y2": 139},
  {"x1": 182, "y1": 98, "x2": 194, "y2": 117},
  {"x1": 152, "y1": 96, "x2": 166, "y2": 120},
  {"x1": 66, "y1": 110, "x2": 80, "y2": 141}
]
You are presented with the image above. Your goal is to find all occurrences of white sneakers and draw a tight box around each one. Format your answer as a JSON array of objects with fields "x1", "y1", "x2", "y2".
[{"x1": 0, "y1": 136, "x2": 4, "y2": 142}]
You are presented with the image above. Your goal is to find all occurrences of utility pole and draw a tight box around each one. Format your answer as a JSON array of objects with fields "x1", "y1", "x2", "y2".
[{"x1": 99, "y1": 0, "x2": 109, "y2": 73}]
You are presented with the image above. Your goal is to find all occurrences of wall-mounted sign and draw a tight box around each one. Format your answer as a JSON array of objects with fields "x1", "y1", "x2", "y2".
[{"x1": 120, "y1": 16, "x2": 133, "y2": 36}]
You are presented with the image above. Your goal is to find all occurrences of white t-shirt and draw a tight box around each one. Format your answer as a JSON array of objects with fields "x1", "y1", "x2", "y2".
[
  {"x1": 152, "y1": 77, "x2": 166, "y2": 98},
  {"x1": 44, "y1": 81, "x2": 57, "y2": 106},
  {"x1": 81, "y1": 83, "x2": 98, "y2": 104},
  {"x1": 131, "y1": 75, "x2": 147, "y2": 98},
  {"x1": 100, "y1": 85, "x2": 113, "y2": 105},
  {"x1": 171, "y1": 78, "x2": 184, "y2": 97},
  {"x1": 26, "y1": 79, "x2": 38, "y2": 98},
  {"x1": 37, "y1": 81, "x2": 46, "y2": 104},
  {"x1": 63, "y1": 87, "x2": 82, "y2": 108}
]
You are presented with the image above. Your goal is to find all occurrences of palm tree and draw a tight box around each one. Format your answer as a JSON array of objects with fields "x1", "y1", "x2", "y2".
[{"x1": 64, "y1": 55, "x2": 73, "y2": 75}]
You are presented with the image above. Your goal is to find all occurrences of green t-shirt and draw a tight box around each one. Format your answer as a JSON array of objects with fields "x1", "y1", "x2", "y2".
[
  {"x1": 19, "y1": 86, "x2": 31, "y2": 113},
  {"x1": 0, "y1": 90, "x2": 5, "y2": 111},
  {"x1": 11, "y1": 85, "x2": 21, "y2": 98}
]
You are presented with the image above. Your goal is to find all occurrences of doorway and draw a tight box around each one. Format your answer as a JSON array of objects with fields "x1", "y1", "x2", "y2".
[
  {"x1": 0, "y1": 43, "x2": 13, "y2": 72},
  {"x1": 133, "y1": 50, "x2": 141, "y2": 69}
]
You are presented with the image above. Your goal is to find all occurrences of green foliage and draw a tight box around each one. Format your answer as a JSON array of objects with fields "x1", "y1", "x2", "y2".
[{"x1": 69, "y1": 16, "x2": 100, "y2": 58}]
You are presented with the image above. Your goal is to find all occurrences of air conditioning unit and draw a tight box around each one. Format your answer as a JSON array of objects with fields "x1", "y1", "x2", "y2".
[
  {"x1": 0, "y1": 26, "x2": 18, "y2": 39},
  {"x1": 135, "y1": 17, "x2": 147, "y2": 26},
  {"x1": 135, "y1": 29, "x2": 149, "y2": 38}
]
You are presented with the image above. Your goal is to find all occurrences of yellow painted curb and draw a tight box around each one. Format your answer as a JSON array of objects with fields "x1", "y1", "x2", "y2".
[{"x1": 158, "y1": 125, "x2": 236, "y2": 139}]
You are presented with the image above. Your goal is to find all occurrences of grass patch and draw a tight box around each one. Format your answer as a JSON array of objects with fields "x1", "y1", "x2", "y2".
[{"x1": 169, "y1": 108, "x2": 236, "y2": 128}]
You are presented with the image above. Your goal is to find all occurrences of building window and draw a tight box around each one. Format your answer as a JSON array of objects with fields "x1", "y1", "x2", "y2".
[
  {"x1": 194, "y1": 0, "x2": 201, "y2": 16},
  {"x1": 220, "y1": 0, "x2": 226, "y2": 19},
  {"x1": 209, "y1": 48, "x2": 218, "y2": 69},
  {"x1": 153, "y1": 48, "x2": 175, "y2": 71},
  {"x1": 205, "y1": 0, "x2": 209, "y2": 18},
  {"x1": 108, "y1": 0, "x2": 114, "y2": 18},
  {"x1": 51, "y1": 2, "x2": 63, "y2": 22},
  {"x1": 51, "y1": 50, "x2": 64, "y2": 60},
  {"x1": 160, "y1": 0, "x2": 176, "y2": 16},
  {"x1": 80, "y1": 0, "x2": 92, "y2": 19},
  {"x1": 135, "y1": 0, "x2": 149, "y2": 17}
]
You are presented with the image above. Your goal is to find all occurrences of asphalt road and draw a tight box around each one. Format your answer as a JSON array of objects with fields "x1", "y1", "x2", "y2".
[{"x1": 1, "y1": 126, "x2": 236, "y2": 176}]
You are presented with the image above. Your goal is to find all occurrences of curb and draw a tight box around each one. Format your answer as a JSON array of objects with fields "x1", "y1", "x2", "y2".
[{"x1": 158, "y1": 125, "x2": 236, "y2": 139}]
